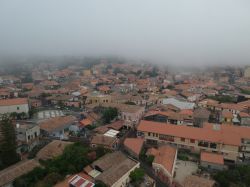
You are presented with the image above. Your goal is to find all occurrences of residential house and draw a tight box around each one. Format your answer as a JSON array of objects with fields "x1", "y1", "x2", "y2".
[
  {"x1": 91, "y1": 151, "x2": 140, "y2": 187},
  {"x1": 16, "y1": 122, "x2": 40, "y2": 152},
  {"x1": 193, "y1": 108, "x2": 210, "y2": 127},
  {"x1": 94, "y1": 120, "x2": 124, "y2": 135},
  {"x1": 181, "y1": 91, "x2": 201, "y2": 102},
  {"x1": 90, "y1": 134, "x2": 119, "y2": 150},
  {"x1": 146, "y1": 145, "x2": 177, "y2": 185},
  {"x1": 0, "y1": 88, "x2": 11, "y2": 99},
  {"x1": 41, "y1": 80, "x2": 60, "y2": 90},
  {"x1": 124, "y1": 138, "x2": 144, "y2": 159},
  {"x1": 98, "y1": 85, "x2": 111, "y2": 94},
  {"x1": 96, "y1": 103, "x2": 145, "y2": 127},
  {"x1": 39, "y1": 115, "x2": 76, "y2": 139},
  {"x1": 238, "y1": 112, "x2": 250, "y2": 126},
  {"x1": 29, "y1": 99, "x2": 42, "y2": 108},
  {"x1": 144, "y1": 110, "x2": 193, "y2": 126},
  {"x1": 85, "y1": 92, "x2": 112, "y2": 105},
  {"x1": 200, "y1": 151, "x2": 227, "y2": 171},
  {"x1": 0, "y1": 98, "x2": 29, "y2": 116},
  {"x1": 198, "y1": 99, "x2": 219, "y2": 111},
  {"x1": 221, "y1": 111, "x2": 233, "y2": 124},
  {"x1": 0, "y1": 159, "x2": 40, "y2": 187}
]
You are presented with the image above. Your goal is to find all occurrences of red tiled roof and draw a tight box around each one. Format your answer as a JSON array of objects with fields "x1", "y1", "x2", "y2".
[
  {"x1": 222, "y1": 111, "x2": 233, "y2": 118},
  {"x1": 239, "y1": 112, "x2": 250, "y2": 118},
  {"x1": 179, "y1": 109, "x2": 193, "y2": 116},
  {"x1": 201, "y1": 151, "x2": 224, "y2": 165},
  {"x1": 147, "y1": 145, "x2": 177, "y2": 175},
  {"x1": 0, "y1": 98, "x2": 28, "y2": 106},
  {"x1": 137, "y1": 120, "x2": 243, "y2": 146},
  {"x1": 39, "y1": 115, "x2": 76, "y2": 132},
  {"x1": 98, "y1": 85, "x2": 110, "y2": 92},
  {"x1": 204, "y1": 123, "x2": 250, "y2": 141},
  {"x1": 80, "y1": 118, "x2": 93, "y2": 127},
  {"x1": 124, "y1": 138, "x2": 144, "y2": 156}
]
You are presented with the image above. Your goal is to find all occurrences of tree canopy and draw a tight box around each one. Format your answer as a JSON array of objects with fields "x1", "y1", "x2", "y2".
[
  {"x1": 101, "y1": 107, "x2": 118, "y2": 124},
  {"x1": 14, "y1": 143, "x2": 108, "y2": 187},
  {"x1": 129, "y1": 168, "x2": 145, "y2": 183},
  {"x1": 0, "y1": 116, "x2": 20, "y2": 169},
  {"x1": 214, "y1": 165, "x2": 250, "y2": 187}
]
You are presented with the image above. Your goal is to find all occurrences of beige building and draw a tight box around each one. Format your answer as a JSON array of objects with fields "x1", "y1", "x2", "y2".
[
  {"x1": 85, "y1": 93, "x2": 112, "y2": 105},
  {"x1": 137, "y1": 120, "x2": 250, "y2": 162}
]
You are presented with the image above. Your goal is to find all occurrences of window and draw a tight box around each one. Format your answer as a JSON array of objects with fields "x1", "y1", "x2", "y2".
[
  {"x1": 159, "y1": 134, "x2": 174, "y2": 142},
  {"x1": 148, "y1": 132, "x2": 151, "y2": 136},
  {"x1": 181, "y1": 138, "x2": 185, "y2": 142},
  {"x1": 210, "y1": 143, "x2": 217, "y2": 149},
  {"x1": 17, "y1": 106, "x2": 20, "y2": 110},
  {"x1": 190, "y1": 139, "x2": 195, "y2": 143},
  {"x1": 198, "y1": 141, "x2": 209, "y2": 147}
]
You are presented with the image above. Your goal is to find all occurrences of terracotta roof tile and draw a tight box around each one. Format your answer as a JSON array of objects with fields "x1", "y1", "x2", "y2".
[
  {"x1": 201, "y1": 151, "x2": 224, "y2": 165},
  {"x1": 137, "y1": 120, "x2": 242, "y2": 146},
  {"x1": 147, "y1": 145, "x2": 177, "y2": 175},
  {"x1": 0, "y1": 98, "x2": 28, "y2": 106},
  {"x1": 39, "y1": 115, "x2": 76, "y2": 132},
  {"x1": 124, "y1": 138, "x2": 144, "y2": 156}
]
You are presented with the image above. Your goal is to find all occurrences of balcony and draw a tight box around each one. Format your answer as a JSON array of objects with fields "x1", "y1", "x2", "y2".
[
  {"x1": 159, "y1": 135, "x2": 174, "y2": 142},
  {"x1": 198, "y1": 141, "x2": 209, "y2": 148},
  {"x1": 210, "y1": 143, "x2": 217, "y2": 149}
]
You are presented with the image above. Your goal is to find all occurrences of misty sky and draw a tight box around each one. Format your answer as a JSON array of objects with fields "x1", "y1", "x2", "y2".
[{"x1": 0, "y1": 0, "x2": 250, "y2": 66}]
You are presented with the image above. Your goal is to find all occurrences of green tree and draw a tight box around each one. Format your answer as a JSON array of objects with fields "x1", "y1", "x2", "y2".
[
  {"x1": 95, "y1": 180, "x2": 108, "y2": 187},
  {"x1": 10, "y1": 112, "x2": 18, "y2": 120},
  {"x1": 102, "y1": 107, "x2": 118, "y2": 124},
  {"x1": 14, "y1": 142, "x2": 109, "y2": 187},
  {"x1": 42, "y1": 172, "x2": 63, "y2": 186},
  {"x1": 0, "y1": 116, "x2": 20, "y2": 169},
  {"x1": 214, "y1": 165, "x2": 250, "y2": 187},
  {"x1": 129, "y1": 168, "x2": 145, "y2": 184},
  {"x1": 13, "y1": 167, "x2": 48, "y2": 187},
  {"x1": 241, "y1": 89, "x2": 250, "y2": 95},
  {"x1": 146, "y1": 155, "x2": 155, "y2": 166}
]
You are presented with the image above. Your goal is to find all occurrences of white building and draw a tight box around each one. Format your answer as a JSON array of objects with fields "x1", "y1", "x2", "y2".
[
  {"x1": 16, "y1": 122, "x2": 40, "y2": 152},
  {"x1": 0, "y1": 98, "x2": 29, "y2": 116}
]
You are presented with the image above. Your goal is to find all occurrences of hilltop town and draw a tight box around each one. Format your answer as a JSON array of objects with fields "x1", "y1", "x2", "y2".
[{"x1": 0, "y1": 58, "x2": 250, "y2": 187}]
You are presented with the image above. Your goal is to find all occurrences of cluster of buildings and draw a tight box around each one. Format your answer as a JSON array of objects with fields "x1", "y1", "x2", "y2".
[{"x1": 0, "y1": 60, "x2": 250, "y2": 187}]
